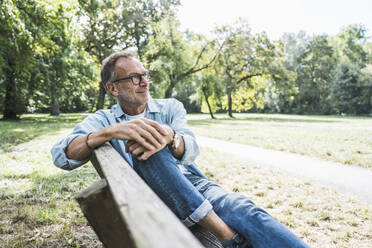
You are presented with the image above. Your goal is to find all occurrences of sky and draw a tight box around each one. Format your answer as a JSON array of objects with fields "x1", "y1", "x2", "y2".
[{"x1": 177, "y1": 0, "x2": 372, "y2": 40}]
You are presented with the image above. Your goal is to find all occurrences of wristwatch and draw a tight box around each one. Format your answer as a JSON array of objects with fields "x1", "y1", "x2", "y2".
[{"x1": 170, "y1": 131, "x2": 182, "y2": 150}]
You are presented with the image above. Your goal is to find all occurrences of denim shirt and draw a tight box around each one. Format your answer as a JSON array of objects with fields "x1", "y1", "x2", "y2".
[{"x1": 51, "y1": 97, "x2": 201, "y2": 172}]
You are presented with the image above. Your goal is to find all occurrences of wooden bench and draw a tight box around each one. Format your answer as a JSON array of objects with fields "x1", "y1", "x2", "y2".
[{"x1": 75, "y1": 143, "x2": 223, "y2": 248}]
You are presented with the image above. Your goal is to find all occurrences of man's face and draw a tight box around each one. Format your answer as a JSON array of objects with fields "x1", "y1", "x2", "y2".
[{"x1": 108, "y1": 57, "x2": 150, "y2": 108}]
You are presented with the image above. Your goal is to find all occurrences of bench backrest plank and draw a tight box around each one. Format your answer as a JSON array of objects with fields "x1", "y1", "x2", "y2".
[{"x1": 76, "y1": 179, "x2": 135, "y2": 248}]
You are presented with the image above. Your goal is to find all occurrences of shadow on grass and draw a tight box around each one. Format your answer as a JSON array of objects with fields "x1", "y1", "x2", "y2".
[
  {"x1": 230, "y1": 116, "x2": 341, "y2": 123},
  {"x1": 0, "y1": 113, "x2": 86, "y2": 151},
  {"x1": 188, "y1": 115, "x2": 344, "y2": 126},
  {"x1": 0, "y1": 164, "x2": 100, "y2": 247},
  {"x1": 0, "y1": 164, "x2": 99, "y2": 203}
]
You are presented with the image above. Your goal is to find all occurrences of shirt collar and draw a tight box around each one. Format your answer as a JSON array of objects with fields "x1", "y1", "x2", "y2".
[
  {"x1": 112, "y1": 96, "x2": 159, "y2": 119},
  {"x1": 113, "y1": 103, "x2": 126, "y2": 118},
  {"x1": 147, "y1": 96, "x2": 160, "y2": 113}
]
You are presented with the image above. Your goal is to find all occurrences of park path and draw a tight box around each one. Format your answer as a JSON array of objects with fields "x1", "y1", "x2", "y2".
[{"x1": 196, "y1": 136, "x2": 372, "y2": 205}]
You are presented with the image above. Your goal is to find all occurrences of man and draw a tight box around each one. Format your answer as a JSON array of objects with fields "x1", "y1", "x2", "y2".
[{"x1": 51, "y1": 50, "x2": 309, "y2": 248}]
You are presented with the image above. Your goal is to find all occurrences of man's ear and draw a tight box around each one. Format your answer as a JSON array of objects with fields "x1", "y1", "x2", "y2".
[{"x1": 106, "y1": 82, "x2": 118, "y2": 97}]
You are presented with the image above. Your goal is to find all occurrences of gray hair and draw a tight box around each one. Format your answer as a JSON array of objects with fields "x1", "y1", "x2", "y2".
[{"x1": 101, "y1": 50, "x2": 137, "y2": 85}]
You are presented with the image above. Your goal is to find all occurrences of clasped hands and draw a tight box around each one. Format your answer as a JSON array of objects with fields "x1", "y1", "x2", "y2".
[{"x1": 111, "y1": 118, "x2": 174, "y2": 160}]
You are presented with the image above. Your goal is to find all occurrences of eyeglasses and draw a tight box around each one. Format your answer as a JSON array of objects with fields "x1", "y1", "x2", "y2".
[{"x1": 112, "y1": 71, "x2": 149, "y2": 85}]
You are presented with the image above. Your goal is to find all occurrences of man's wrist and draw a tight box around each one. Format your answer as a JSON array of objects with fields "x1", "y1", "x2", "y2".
[
  {"x1": 169, "y1": 128, "x2": 175, "y2": 145},
  {"x1": 88, "y1": 129, "x2": 112, "y2": 149},
  {"x1": 102, "y1": 125, "x2": 116, "y2": 141},
  {"x1": 86, "y1": 132, "x2": 94, "y2": 151},
  {"x1": 169, "y1": 131, "x2": 181, "y2": 150}
]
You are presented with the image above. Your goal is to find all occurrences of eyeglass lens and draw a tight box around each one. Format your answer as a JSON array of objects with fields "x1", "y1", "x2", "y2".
[{"x1": 132, "y1": 73, "x2": 148, "y2": 85}]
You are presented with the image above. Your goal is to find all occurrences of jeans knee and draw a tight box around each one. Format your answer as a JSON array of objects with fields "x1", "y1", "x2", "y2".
[{"x1": 134, "y1": 147, "x2": 173, "y2": 166}]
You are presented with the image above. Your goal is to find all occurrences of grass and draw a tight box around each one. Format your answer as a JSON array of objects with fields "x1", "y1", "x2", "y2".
[
  {"x1": 196, "y1": 147, "x2": 372, "y2": 248},
  {"x1": 0, "y1": 113, "x2": 86, "y2": 152},
  {"x1": 0, "y1": 126, "x2": 101, "y2": 247},
  {"x1": 187, "y1": 113, "x2": 372, "y2": 169},
  {"x1": 1, "y1": 113, "x2": 371, "y2": 247}
]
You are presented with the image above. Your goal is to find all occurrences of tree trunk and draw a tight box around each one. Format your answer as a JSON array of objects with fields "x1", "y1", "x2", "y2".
[
  {"x1": 108, "y1": 94, "x2": 116, "y2": 108},
  {"x1": 202, "y1": 86, "x2": 215, "y2": 119},
  {"x1": 134, "y1": 21, "x2": 144, "y2": 60},
  {"x1": 96, "y1": 82, "x2": 106, "y2": 110},
  {"x1": 164, "y1": 80, "x2": 177, "y2": 98},
  {"x1": 3, "y1": 56, "x2": 18, "y2": 120},
  {"x1": 50, "y1": 91, "x2": 60, "y2": 116},
  {"x1": 227, "y1": 89, "x2": 233, "y2": 118},
  {"x1": 96, "y1": 53, "x2": 106, "y2": 110},
  {"x1": 50, "y1": 75, "x2": 60, "y2": 116}
]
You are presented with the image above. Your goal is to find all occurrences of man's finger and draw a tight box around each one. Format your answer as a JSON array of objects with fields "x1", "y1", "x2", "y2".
[
  {"x1": 125, "y1": 140, "x2": 136, "y2": 153},
  {"x1": 137, "y1": 121, "x2": 166, "y2": 145},
  {"x1": 138, "y1": 150, "x2": 154, "y2": 160},
  {"x1": 130, "y1": 133, "x2": 157, "y2": 151},
  {"x1": 132, "y1": 146, "x2": 146, "y2": 157},
  {"x1": 126, "y1": 142, "x2": 140, "y2": 153},
  {"x1": 134, "y1": 125, "x2": 164, "y2": 149},
  {"x1": 141, "y1": 118, "x2": 168, "y2": 136}
]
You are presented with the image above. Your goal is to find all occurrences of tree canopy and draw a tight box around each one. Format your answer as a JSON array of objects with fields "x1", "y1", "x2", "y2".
[{"x1": 1, "y1": 1, "x2": 371, "y2": 119}]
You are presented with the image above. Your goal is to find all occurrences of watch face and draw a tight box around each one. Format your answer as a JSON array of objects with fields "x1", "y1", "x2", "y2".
[{"x1": 173, "y1": 133, "x2": 181, "y2": 149}]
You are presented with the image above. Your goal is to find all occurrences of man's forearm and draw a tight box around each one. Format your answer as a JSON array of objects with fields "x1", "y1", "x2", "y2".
[
  {"x1": 66, "y1": 129, "x2": 111, "y2": 161},
  {"x1": 66, "y1": 118, "x2": 167, "y2": 161}
]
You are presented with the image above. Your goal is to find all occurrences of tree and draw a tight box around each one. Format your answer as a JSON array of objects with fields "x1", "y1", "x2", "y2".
[
  {"x1": 143, "y1": 17, "x2": 219, "y2": 100},
  {"x1": 0, "y1": 0, "x2": 51, "y2": 119},
  {"x1": 0, "y1": 1, "x2": 99, "y2": 117},
  {"x1": 214, "y1": 20, "x2": 276, "y2": 117},
  {"x1": 264, "y1": 40, "x2": 297, "y2": 113},
  {"x1": 41, "y1": 5, "x2": 72, "y2": 115},
  {"x1": 359, "y1": 64, "x2": 372, "y2": 113},
  {"x1": 335, "y1": 24, "x2": 367, "y2": 66},
  {"x1": 78, "y1": 0, "x2": 180, "y2": 110},
  {"x1": 331, "y1": 61, "x2": 365, "y2": 114},
  {"x1": 293, "y1": 35, "x2": 335, "y2": 114},
  {"x1": 329, "y1": 25, "x2": 371, "y2": 114},
  {"x1": 198, "y1": 66, "x2": 225, "y2": 119},
  {"x1": 266, "y1": 31, "x2": 310, "y2": 113}
]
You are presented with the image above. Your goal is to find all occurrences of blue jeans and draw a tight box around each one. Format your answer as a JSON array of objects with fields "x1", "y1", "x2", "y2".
[{"x1": 133, "y1": 148, "x2": 309, "y2": 248}]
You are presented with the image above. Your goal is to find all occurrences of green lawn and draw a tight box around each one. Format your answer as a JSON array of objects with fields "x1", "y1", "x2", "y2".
[
  {"x1": 188, "y1": 113, "x2": 372, "y2": 169},
  {"x1": 0, "y1": 113, "x2": 86, "y2": 152},
  {"x1": 0, "y1": 113, "x2": 371, "y2": 247}
]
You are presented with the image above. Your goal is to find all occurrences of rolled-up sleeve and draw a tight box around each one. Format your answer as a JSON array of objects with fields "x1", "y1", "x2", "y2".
[
  {"x1": 167, "y1": 99, "x2": 200, "y2": 165},
  {"x1": 51, "y1": 113, "x2": 107, "y2": 170}
]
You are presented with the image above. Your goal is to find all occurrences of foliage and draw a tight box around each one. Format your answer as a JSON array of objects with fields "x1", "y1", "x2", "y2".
[
  {"x1": 328, "y1": 25, "x2": 372, "y2": 114},
  {"x1": 0, "y1": 0, "x2": 99, "y2": 118},
  {"x1": 199, "y1": 65, "x2": 225, "y2": 118},
  {"x1": 264, "y1": 36, "x2": 299, "y2": 113},
  {"x1": 210, "y1": 20, "x2": 279, "y2": 117},
  {"x1": 293, "y1": 35, "x2": 336, "y2": 114},
  {"x1": 221, "y1": 76, "x2": 268, "y2": 112},
  {"x1": 0, "y1": 0, "x2": 51, "y2": 119},
  {"x1": 1, "y1": 1, "x2": 371, "y2": 117},
  {"x1": 143, "y1": 16, "x2": 218, "y2": 110},
  {"x1": 77, "y1": 0, "x2": 180, "y2": 110}
]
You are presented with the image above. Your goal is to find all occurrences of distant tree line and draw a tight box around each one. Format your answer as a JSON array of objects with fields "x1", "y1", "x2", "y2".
[{"x1": 1, "y1": 0, "x2": 371, "y2": 120}]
